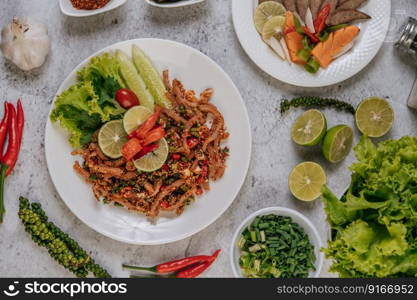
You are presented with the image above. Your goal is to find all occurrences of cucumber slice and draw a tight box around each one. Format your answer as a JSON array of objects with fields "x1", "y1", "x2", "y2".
[
  {"x1": 132, "y1": 45, "x2": 173, "y2": 109},
  {"x1": 116, "y1": 50, "x2": 155, "y2": 111}
]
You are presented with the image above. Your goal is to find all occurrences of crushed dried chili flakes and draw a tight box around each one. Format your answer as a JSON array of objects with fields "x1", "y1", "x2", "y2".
[{"x1": 70, "y1": 0, "x2": 111, "y2": 10}]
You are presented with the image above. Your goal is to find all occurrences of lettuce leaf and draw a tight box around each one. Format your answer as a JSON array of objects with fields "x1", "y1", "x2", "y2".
[
  {"x1": 323, "y1": 136, "x2": 417, "y2": 278},
  {"x1": 51, "y1": 53, "x2": 125, "y2": 148}
]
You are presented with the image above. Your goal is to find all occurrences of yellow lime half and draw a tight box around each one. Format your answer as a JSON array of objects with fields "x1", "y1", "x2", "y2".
[
  {"x1": 254, "y1": 1, "x2": 286, "y2": 33},
  {"x1": 98, "y1": 120, "x2": 128, "y2": 159},
  {"x1": 355, "y1": 97, "x2": 394, "y2": 138},
  {"x1": 288, "y1": 162, "x2": 327, "y2": 201},
  {"x1": 134, "y1": 138, "x2": 169, "y2": 172},
  {"x1": 123, "y1": 106, "x2": 153, "y2": 134}
]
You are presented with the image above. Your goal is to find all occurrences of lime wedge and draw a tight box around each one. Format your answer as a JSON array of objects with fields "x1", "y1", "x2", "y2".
[
  {"x1": 288, "y1": 162, "x2": 326, "y2": 201},
  {"x1": 355, "y1": 97, "x2": 394, "y2": 138},
  {"x1": 134, "y1": 138, "x2": 169, "y2": 172},
  {"x1": 254, "y1": 1, "x2": 286, "y2": 33},
  {"x1": 98, "y1": 120, "x2": 128, "y2": 159},
  {"x1": 132, "y1": 45, "x2": 173, "y2": 109},
  {"x1": 116, "y1": 50, "x2": 155, "y2": 111},
  {"x1": 123, "y1": 106, "x2": 153, "y2": 134},
  {"x1": 291, "y1": 109, "x2": 327, "y2": 146},
  {"x1": 322, "y1": 125, "x2": 353, "y2": 163},
  {"x1": 262, "y1": 15, "x2": 285, "y2": 41}
]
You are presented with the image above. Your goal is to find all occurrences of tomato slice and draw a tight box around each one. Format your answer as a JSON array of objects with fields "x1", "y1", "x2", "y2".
[
  {"x1": 121, "y1": 138, "x2": 143, "y2": 160},
  {"x1": 129, "y1": 107, "x2": 162, "y2": 139}
]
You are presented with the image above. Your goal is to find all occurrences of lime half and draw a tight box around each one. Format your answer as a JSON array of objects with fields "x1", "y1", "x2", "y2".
[
  {"x1": 98, "y1": 120, "x2": 128, "y2": 159},
  {"x1": 355, "y1": 97, "x2": 394, "y2": 138},
  {"x1": 123, "y1": 106, "x2": 153, "y2": 134},
  {"x1": 254, "y1": 1, "x2": 286, "y2": 33},
  {"x1": 288, "y1": 162, "x2": 327, "y2": 201},
  {"x1": 134, "y1": 138, "x2": 169, "y2": 172},
  {"x1": 322, "y1": 125, "x2": 353, "y2": 163},
  {"x1": 291, "y1": 109, "x2": 327, "y2": 146}
]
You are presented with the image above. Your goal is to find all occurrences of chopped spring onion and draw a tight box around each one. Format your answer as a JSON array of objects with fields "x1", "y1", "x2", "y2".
[
  {"x1": 238, "y1": 214, "x2": 316, "y2": 278},
  {"x1": 304, "y1": 57, "x2": 320, "y2": 74},
  {"x1": 297, "y1": 48, "x2": 311, "y2": 63}
]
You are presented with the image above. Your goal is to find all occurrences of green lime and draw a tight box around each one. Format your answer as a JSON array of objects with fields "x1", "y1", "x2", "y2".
[
  {"x1": 262, "y1": 15, "x2": 285, "y2": 41},
  {"x1": 291, "y1": 109, "x2": 327, "y2": 146},
  {"x1": 355, "y1": 97, "x2": 394, "y2": 138},
  {"x1": 254, "y1": 1, "x2": 286, "y2": 34},
  {"x1": 123, "y1": 105, "x2": 153, "y2": 134},
  {"x1": 288, "y1": 162, "x2": 327, "y2": 201},
  {"x1": 134, "y1": 138, "x2": 169, "y2": 172},
  {"x1": 98, "y1": 120, "x2": 128, "y2": 159},
  {"x1": 322, "y1": 125, "x2": 353, "y2": 163}
]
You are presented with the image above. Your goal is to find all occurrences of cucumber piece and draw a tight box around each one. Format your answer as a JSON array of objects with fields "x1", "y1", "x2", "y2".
[
  {"x1": 116, "y1": 50, "x2": 155, "y2": 111},
  {"x1": 132, "y1": 45, "x2": 173, "y2": 109}
]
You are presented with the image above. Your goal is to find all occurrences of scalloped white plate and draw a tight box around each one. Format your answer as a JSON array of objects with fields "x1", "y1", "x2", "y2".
[
  {"x1": 45, "y1": 39, "x2": 251, "y2": 245},
  {"x1": 232, "y1": 0, "x2": 391, "y2": 87}
]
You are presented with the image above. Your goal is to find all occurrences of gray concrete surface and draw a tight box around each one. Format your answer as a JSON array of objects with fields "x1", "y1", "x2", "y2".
[{"x1": 0, "y1": 0, "x2": 416, "y2": 277}]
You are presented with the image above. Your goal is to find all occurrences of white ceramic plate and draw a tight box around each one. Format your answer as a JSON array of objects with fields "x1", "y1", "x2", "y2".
[
  {"x1": 145, "y1": 0, "x2": 205, "y2": 8},
  {"x1": 232, "y1": 0, "x2": 391, "y2": 87},
  {"x1": 230, "y1": 207, "x2": 323, "y2": 278},
  {"x1": 45, "y1": 39, "x2": 251, "y2": 245},
  {"x1": 59, "y1": 0, "x2": 126, "y2": 17}
]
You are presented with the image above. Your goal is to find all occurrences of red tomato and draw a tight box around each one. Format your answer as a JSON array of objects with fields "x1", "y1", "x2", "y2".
[
  {"x1": 171, "y1": 153, "x2": 181, "y2": 161},
  {"x1": 115, "y1": 89, "x2": 140, "y2": 109}
]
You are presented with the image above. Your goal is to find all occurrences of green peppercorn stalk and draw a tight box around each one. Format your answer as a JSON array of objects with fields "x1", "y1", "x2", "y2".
[
  {"x1": 18, "y1": 197, "x2": 111, "y2": 278},
  {"x1": 280, "y1": 96, "x2": 356, "y2": 115}
]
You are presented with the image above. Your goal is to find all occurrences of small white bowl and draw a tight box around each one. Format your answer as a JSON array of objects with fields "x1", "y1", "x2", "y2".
[
  {"x1": 59, "y1": 0, "x2": 127, "y2": 17},
  {"x1": 230, "y1": 207, "x2": 324, "y2": 278},
  {"x1": 145, "y1": 0, "x2": 205, "y2": 8}
]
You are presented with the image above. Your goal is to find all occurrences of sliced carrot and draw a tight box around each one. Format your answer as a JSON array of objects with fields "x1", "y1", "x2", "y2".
[
  {"x1": 284, "y1": 11, "x2": 305, "y2": 64},
  {"x1": 311, "y1": 25, "x2": 360, "y2": 68}
]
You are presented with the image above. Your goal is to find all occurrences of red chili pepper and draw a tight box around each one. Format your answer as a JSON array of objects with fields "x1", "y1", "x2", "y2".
[
  {"x1": 122, "y1": 253, "x2": 214, "y2": 273},
  {"x1": 314, "y1": 4, "x2": 331, "y2": 34},
  {"x1": 129, "y1": 107, "x2": 162, "y2": 139},
  {"x1": 285, "y1": 26, "x2": 296, "y2": 35},
  {"x1": 196, "y1": 176, "x2": 205, "y2": 184},
  {"x1": 175, "y1": 249, "x2": 221, "y2": 278},
  {"x1": 302, "y1": 26, "x2": 320, "y2": 43},
  {"x1": 195, "y1": 187, "x2": 204, "y2": 196},
  {"x1": 141, "y1": 126, "x2": 165, "y2": 146},
  {"x1": 0, "y1": 102, "x2": 10, "y2": 160},
  {"x1": 1, "y1": 104, "x2": 19, "y2": 176},
  {"x1": 121, "y1": 138, "x2": 143, "y2": 160},
  {"x1": 133, "y1": 143, "x2": 159, "y2": 160},
  {"x1": 186, "y1": 137, "x2": 199, "y2": 149},
  {"x1": 162, "y1": 164, "x2": 170, "y2": 172},
  {"x1": 171, "y1": 153, "x2": 181, "y2": 161},
  {"x1": 201, "y1": 165, "x2": 208, "y2": 177}
]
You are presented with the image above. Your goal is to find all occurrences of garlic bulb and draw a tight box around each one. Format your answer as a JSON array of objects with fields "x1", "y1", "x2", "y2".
[{"x1": 1, "y1": 17, "x2": 50, "y2": 71}]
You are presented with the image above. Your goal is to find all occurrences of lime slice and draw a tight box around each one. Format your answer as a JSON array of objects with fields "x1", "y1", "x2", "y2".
[
  {"x1": 355, "y1": 97, "x2": 394, "y2": 138},
  {"x1": 123, "y1": 106, "x2": 153, "y2": 134},
  {"x1": 98, "y1": 120, "x2": 128, "y2": 159},
  {"x1": 134, "y1": 138, "x2": 169, "y2": 172},
  {"x1": 288, "y1": 162, "x2": 326, "y2": 201},
  {"x1": 132, "y1": 45, "x2": 173, "y2": 109},
  {"x1": 116, "y1": 50, "x2": 155, "y2": 111},
  {"x1": 254, "y1": 1, "x2": 286, "y2": 34},
  {"x1": 291, "y1": 109, "x2": 327, "y2": 146},
  {"x1": 322, "y1": 125, "x2": 353, "y2": 163},
  {"x1": 262, "y1": 15, "x2": 285, "y2": 41}
]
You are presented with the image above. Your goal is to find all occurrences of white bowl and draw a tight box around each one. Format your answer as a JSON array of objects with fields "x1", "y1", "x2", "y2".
[
  {"x1": 145, "y1": 0, "x2": 205, "y2": 8},
  {"x1": 59, "y1": 0, "x2": 127, "y2": 17},
  {"x1": 230, "y1": 207, "x2": 324, "y2": 278}
]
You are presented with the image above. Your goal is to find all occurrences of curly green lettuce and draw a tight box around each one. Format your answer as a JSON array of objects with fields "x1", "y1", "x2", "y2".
[
  {"x1": 51, "y1": 53, "x2": 125, "y2": 148},
  {"x1": 323, "y1": 135, "x2": 417, "y2": 278}
]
